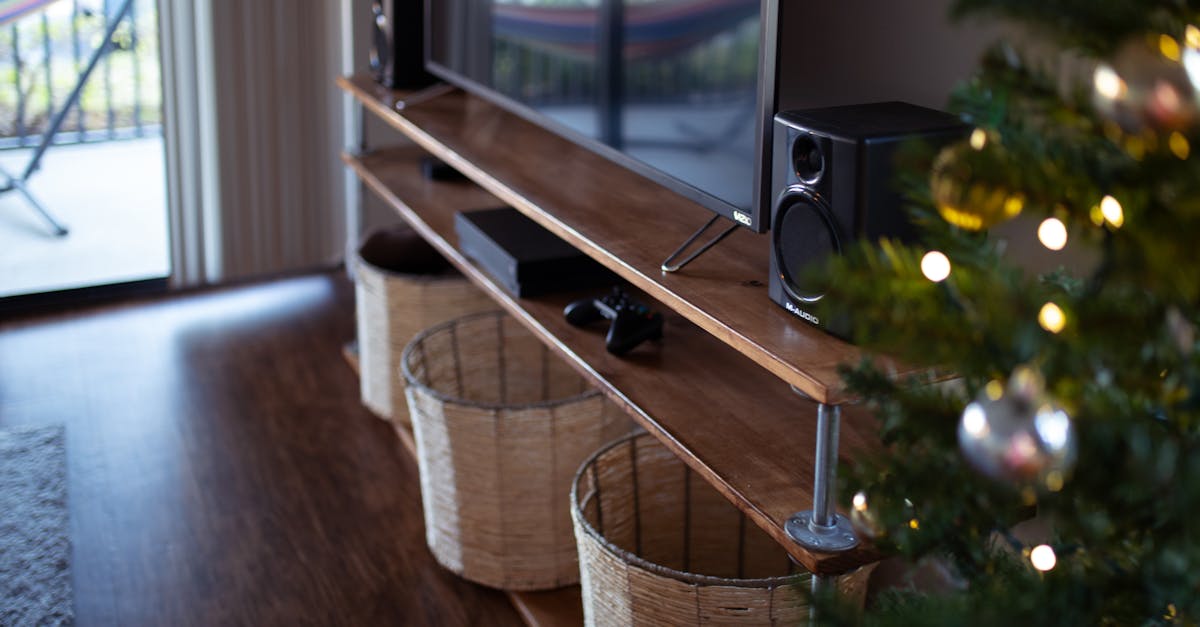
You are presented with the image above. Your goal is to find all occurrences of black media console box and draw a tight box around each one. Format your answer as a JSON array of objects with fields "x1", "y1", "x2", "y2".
[{"x1": 455, "y1": 207, "x2": 618, "y2": 297}]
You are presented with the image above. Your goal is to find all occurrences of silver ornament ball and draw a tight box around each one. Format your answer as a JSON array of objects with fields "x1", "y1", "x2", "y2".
[{"x1": 957, "y1": 367, "x2": 1077, "y2": 488}]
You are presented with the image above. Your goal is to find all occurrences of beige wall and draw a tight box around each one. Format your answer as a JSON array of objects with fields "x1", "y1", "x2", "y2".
[{"x1": 777, "y1": 0, "x2": 999, "y2": 112}]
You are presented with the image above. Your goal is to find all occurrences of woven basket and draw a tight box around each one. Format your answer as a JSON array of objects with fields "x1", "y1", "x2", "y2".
[
  {"x1": 354, "y1": 224, "x2": 493, "y2": 425},
  {"x1": 572, "y1": 433, "x2": 872, "y2": 625},
  {"x1": 402, "y1": 311, "x2": 632, "y2": 590}
]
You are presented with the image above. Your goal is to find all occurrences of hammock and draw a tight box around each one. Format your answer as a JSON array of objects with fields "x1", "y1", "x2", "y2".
[
  {"x1": 493, "y1": 0, "x2": 758, "y2": 60},
  {"x1": 0, "y1": 0, "x2": 58, "y2": 26}
]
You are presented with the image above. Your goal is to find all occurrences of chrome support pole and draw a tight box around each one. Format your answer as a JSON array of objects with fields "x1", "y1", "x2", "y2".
[
  {"x1": 809, "y1": 573, "x2": 835, "y2": 625},
  {"x1": 811, "y1": 402, "x2": 839, "y2": 527},
  {"x1": 784, "y1": 402, "x2": 858, "y2": 552}
]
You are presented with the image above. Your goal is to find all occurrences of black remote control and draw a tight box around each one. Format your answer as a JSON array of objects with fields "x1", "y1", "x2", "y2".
[{"x1": 564, "y1": 287, "x2": 664, "y2": 356}]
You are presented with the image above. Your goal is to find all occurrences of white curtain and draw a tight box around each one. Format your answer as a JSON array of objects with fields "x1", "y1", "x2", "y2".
[{"x1": 159, "y1": 0, "x2": 348, "y2": 287}]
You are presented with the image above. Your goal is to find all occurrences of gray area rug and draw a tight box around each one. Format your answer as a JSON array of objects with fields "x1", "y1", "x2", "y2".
[{"x1": 0, "y1": 425, "x2": 72, "y2": 627}]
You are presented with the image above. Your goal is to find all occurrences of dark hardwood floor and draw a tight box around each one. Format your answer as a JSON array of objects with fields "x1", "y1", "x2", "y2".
[{"x1": 0, "y1": 273, "x2": 524, "y2": 627}]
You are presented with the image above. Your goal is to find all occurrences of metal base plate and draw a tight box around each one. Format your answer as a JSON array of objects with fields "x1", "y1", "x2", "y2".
[{"x1": 785, "y1": 511, "x2": 859, "y2": 552}]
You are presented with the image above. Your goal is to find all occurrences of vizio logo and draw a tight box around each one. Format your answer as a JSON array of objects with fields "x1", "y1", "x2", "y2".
[
  {"x1": 784, "y1": 300, "x2": 820, "y2": 325},
  {"x1": 733, "y1": 211, "x2": 752, "y2": 227}
]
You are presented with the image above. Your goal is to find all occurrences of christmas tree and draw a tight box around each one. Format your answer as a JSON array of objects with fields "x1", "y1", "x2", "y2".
[{"x1": 818, "y1": 1, "x2": 1200, "y2": 624}]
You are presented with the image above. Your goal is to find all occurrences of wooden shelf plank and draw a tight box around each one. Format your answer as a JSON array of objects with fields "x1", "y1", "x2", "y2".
[
  {"x1": 341, "y1": 146, "x2": 882, "y2": 575},
  {"x1": 337, "y1": 73, "x2": 913, "y2": 406},
  {"x1": 506, "y1": 588, "x2": 584, "y2": 627},
  {"x1": 343, "y1": 341, "x2": 421, "y2": 458},
  {"x1": 341, "y1": 340, "x2": 359, "y2": 376}
]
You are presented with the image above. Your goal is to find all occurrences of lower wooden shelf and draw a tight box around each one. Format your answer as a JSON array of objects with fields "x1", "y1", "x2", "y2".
[
  {"x1": 342, "y1": 343, "x2": 584, "y2": 627},
  {"x1": 342, "y1": 145, "x2": 882, "y2": 575},
  {"x1": 507, "y1": 587, "x2": 584, "y2": 627}
]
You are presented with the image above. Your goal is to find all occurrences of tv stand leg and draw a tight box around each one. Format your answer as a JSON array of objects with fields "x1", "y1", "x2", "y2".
[
  {"x1": 392, "y1": 82, "x2": 456, "y2": 111},
  {"x1": 660, "y1": 215, "x2": 738, "y2": 273}
]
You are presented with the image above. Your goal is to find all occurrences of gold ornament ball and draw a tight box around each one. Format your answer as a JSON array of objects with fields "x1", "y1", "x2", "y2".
[
  {"x1": 1093, "y1": 35, "x2": 1200, "y2": 134},
  {"x1": 930, "y1": 142, "x2": 1024, "y2": 231}
]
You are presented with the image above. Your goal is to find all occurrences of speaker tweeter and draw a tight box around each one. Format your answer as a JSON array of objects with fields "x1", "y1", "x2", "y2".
[{"x1": 791, "y1": 134, "x2": 825, "y2": 185}]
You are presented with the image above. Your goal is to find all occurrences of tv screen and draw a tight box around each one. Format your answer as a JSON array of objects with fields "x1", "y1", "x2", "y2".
[
  {"x1": 426, "y1": 1, "x2": 993, "y2": 234},
  {"x1": 427, "y1": 0, "x2": 767, "y2": 228}
]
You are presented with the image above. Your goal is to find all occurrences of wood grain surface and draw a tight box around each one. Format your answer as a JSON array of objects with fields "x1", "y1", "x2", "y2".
[
  {"x1": 507, "y1": 588, "x2": 584, "y2": 627},
  {"x1": 338, "y1": 73, "x2": 914, "y2": 406},
  {"x1": 0, "y1": 275, "x2": 524, "y2": 627}
]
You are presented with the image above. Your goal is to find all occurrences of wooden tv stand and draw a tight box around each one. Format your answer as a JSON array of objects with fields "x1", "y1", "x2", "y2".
[{"x1": 338, "y1": 73, "x2": 903, "y2": 621}]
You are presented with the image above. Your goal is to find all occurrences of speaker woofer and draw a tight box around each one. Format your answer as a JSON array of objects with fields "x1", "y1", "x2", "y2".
[{"x1": 772, "y1": 186, "x2": 841, "y2": 304}]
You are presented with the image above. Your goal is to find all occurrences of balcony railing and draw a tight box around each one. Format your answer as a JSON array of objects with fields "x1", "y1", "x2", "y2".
[{"x1": 0, "y1": 0, "x2": 161, "y2": 150}]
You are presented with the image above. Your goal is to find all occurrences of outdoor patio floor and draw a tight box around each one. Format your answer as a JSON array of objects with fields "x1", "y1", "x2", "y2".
[{"x1": 0, "y1": 137, "x2": 169, "y2": 298}]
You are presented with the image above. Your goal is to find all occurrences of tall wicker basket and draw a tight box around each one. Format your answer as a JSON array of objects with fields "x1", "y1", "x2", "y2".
[
  {"x1": 402, "y1": 311, "x2": 632, "y2": 590},
  {"x1": 354, "y1": 224, "x2": 493, "y2": 425},
  {"x1": 572, "y1": 433, "x2": 872, "y2": 625}
]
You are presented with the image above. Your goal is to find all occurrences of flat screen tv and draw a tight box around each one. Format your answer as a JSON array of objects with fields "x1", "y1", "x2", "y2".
[{"x1": 425, "y1": 0, "x2": 991, "y2": 234}]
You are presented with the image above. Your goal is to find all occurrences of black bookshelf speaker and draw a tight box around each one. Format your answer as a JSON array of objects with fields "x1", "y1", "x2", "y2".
[
  {"x1": 370, "y1": 0, "x2": 436, "y2": 89},
  {"x1": 767, "y1": 102, "x2": 966, "y2": 331}
]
